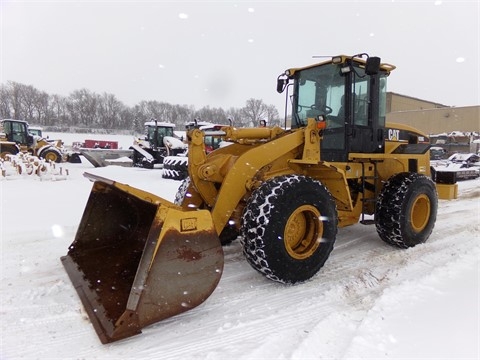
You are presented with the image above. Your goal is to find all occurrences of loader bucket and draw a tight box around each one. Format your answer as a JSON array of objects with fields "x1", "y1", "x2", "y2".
[{"x1": 61, "y1": 173, "x2": 223, "y2": 344}]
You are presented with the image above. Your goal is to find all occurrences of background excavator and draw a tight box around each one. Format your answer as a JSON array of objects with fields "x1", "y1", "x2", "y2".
[{"x1": 61, "y1": 54, "x2": 457, "y2": 344}]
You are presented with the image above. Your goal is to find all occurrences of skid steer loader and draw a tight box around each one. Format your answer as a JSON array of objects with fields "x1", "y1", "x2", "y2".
[{"x1": 61, "y1": 54, "x2": 456, "y2": 344}]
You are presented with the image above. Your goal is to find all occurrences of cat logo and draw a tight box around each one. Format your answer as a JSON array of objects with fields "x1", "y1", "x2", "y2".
[
  {"x1": 181, "y1": 217, "x2": 198, "y2": 231},
  {"x1": 388, "y1": 129, "x2": 400, "y2": 141}
]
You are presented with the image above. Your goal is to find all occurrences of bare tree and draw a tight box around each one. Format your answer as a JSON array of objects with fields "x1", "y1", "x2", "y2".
[
  {"x1": 225, "y1": 107, "x2": 244, "y2": 126},
  {"x1": 171, "y1": 104, "x2": 195, "y2": 127},
  {"x1": 241, "y1": 98, "x2": 268, "y2": 127},
  {"x1": 132, "y1": 100, "x2": 195, "y2": 131},
  {"x1": 194, "y1": 106, "x2": 228, "y2": 125},
  {"x1": 118, "y1": 107, "x2": 136, "y2": 132},
  {"x1": 265, "y1": 104, "x2": 281, "y2": 126},
  {"x1": 7, "y1": 81, "x2": 25, "y2": 119},
  {"x1": 48, "y1": 94, "x2": 70, "y2": 127},
  {"x1": 97, "y1": 92, "x2": 125, "y2": 129},
  {"x1": 67, "y1": 89, "x2": 100, "y2": 127},
  {"x1": 32, "y1": 90, "x2": 50, "y2": 125},
  {"x1": 19, "y1": 84, "x2": 39, "y2": 122},
  {"x1": 0, "y1": 84, "x2": 12, "y2": 119},
  {"x1": 0, "y1": 80, "x2": 283, "y2": 132}
]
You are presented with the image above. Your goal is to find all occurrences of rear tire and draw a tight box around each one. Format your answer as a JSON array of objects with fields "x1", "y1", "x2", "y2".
[
  {"x1": 241, "y1": 175, "x2": 338, "y2": 284},
  {"x1": 375, "y1": 172, "x2": 438, "y2": 248}
]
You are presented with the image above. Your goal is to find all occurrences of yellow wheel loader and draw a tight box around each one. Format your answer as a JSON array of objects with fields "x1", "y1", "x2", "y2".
[
  {"x1": 61, "y1": 54, "x2": 456, "y2": 344},
  {"x1": 0, "y1": 119, "x2": 63, "y2": 162}
]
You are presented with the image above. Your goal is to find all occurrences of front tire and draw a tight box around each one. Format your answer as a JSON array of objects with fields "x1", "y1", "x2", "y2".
[
  {"x1": 241, "y1": 175, "x2": 338, "y2": 284},
  {"x1": 174, "y1": 177, "x2": 191, "y2": 206},
  {"x1": 39, "y1": 148, "x2": 62, "y2": 163},
  {"x1": 0, "y1": 143, "x2": 20, "y2": 160},
  {"x1": 375, "y1": 172, "x2": 438, "y2": 248}
]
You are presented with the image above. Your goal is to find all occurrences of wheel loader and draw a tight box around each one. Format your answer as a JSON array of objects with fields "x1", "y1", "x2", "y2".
[
  {"x1": 61, "y1": 54, "x2": 456, "y2": 344},
  {"x1": 0, "y1": 119, "x2": 64, "y2": 162}
]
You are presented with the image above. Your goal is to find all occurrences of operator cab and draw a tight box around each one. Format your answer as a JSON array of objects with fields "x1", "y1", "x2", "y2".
[
  {"x1": 144, "y1": 120, "x2": 175, "y2": 149},
  {"x1": 278, "y1": 54, "x2": 394, "y2": 162},
  {"x1": 1, "y1": 119, "x2": 34, "y2": 146}
]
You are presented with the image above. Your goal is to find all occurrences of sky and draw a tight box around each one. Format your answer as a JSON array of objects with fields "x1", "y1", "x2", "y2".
[{"x1": 1, "y1": 0, "x2": 479, "y2": 113}]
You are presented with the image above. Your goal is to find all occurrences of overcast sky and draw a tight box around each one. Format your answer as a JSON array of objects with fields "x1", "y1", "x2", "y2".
[{"x1": 1, "y1": 0, "x2": 479, "y2": 113}]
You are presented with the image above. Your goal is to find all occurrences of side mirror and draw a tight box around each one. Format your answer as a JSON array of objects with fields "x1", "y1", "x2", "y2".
[
  {"x1": 276, "y1": 75, "x2": 289, "y2": 93},
  {"x1": 366, "y1": 56, "x2": 381, "y2": 75}
]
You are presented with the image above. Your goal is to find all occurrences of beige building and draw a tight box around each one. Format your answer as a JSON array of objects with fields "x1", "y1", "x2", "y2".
[{"x1": 386, "y1": 92, "x2": 479, "y2": 135}]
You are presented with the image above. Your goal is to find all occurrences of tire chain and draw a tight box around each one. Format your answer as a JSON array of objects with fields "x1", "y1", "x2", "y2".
[
  {"x1": 173, "y1": 177, "x2": 191, "y2": 206},
  {"x1": 375, "y1": 173, "x2": 419, "y2": 248},
  {"x1": 240, "y1": 175, "x2": 304, "y2": 283}
]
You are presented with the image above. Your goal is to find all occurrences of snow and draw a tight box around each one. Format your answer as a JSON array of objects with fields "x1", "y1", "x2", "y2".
[{"x1": 1, "y1": 133, "x2": 479, "y2": 359}]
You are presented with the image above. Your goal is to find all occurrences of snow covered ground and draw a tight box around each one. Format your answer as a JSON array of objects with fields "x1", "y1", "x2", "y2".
[{"x1": 1, "y1": 133, "x2": 479, "y2": 359}]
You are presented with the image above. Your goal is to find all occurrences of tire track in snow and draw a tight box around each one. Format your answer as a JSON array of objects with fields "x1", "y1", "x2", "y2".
[
  {"x1": 126, "y1": 226, "x2": 422, "y2": 358},
  {"x1": 288, "y1": 186, "x2": 480, "y2": 359},
  {"x1": 2, "y1": 178, "x2": 478, "y2": 359},
  {"x1": 77, "y1": 202, "x2": 478, "y2": 359}
]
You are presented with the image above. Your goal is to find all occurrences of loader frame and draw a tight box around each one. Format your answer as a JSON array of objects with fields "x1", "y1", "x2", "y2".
[{"x1": 184, "y1": 117, "x2": 433, "y2": 233}]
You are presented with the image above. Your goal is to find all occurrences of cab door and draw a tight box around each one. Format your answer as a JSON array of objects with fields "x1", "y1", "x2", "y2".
[{"x1": 347, "y1": 72, "x2": 386, "y2": 155}]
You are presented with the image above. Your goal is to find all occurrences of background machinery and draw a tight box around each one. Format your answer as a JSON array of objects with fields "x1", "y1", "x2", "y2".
[
  {"x1": 130, "y1": 119, "x2": 186, "y2": 168},
  {"x1": 0, "y1": 119, "x2": 64, "y2": 162},
  {"x1": 162, "y1": 120, "x2": 229, "y2": 180},
  {"x1": 61, "y1": 54, "x2": 456, "y2": 344}
]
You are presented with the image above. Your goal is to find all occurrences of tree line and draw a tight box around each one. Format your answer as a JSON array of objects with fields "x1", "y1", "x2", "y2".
[{"x1": 0, "y1": 81, "x2": 282, "y2": 133}]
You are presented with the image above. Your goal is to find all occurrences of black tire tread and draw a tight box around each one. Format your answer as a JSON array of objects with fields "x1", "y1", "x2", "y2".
[
  {"x1": 241, "y1": 175, "x2": 338, "y2": 284},
  {"x1": 375, "y1": 172, "x2": 438, "y2": 248}
]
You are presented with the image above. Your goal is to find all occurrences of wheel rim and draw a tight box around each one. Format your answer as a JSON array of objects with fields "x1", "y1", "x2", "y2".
[
  {"x1": 44, "y1": 152, "x2": 58, "y2": 162},
  {"x1": 284, "y1": 205, "x2": 322, "y2": 260},
  {"x1": 410, "y1": 194, "x2": 430, "y2": 232}
]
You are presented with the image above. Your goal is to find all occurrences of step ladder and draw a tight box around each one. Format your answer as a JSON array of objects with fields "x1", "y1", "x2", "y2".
[{"x1": 360, "y1": 160, "x2": 380, "y2": 225}]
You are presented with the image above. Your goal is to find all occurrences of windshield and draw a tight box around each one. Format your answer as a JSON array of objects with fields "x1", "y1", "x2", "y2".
[
  {"x1": 292, "y1": 63, "x2": 345, "y2": 129},
  {"x1": 29, "y1": 128, "x2": 42, "y2": 137},
  {"x1": 3, "y1": 120, "x2": 30, "y2": 144},
  {"x1": 147, "y1": 126, "x2": 174, "y2": 145}
]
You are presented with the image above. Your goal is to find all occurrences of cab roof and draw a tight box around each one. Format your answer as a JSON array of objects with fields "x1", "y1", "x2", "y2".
[{"x1": 285, "y1": 55, "x2": 396, "y2": 77}]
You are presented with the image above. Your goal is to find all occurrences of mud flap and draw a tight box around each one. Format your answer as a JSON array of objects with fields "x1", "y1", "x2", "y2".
[{"x1": 61, "y1": 174, "x2": 223, "y2": 344}]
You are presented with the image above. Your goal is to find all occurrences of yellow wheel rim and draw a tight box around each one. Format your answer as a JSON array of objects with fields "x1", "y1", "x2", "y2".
[
  {"x1": 44, "y1": 152, "x2": 58, "y2": 162},
  {"x1": 410, "y1": 194, "x2": 430, "y2": 232},
  {"x1": 284, "y1": 205, "x2": 322, "y2": 260}
]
